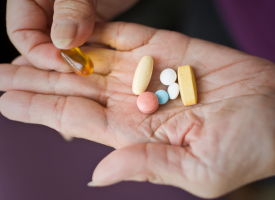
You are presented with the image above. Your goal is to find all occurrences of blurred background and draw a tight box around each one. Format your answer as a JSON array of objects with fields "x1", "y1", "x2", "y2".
[{"x1": 0, "y1": 0, "x2": 275, "y2": 200}]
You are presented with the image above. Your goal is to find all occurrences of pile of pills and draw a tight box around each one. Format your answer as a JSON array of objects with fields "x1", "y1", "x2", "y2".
[{"x1": 133, "y1": 56, "x2": 197, "y2": 114}]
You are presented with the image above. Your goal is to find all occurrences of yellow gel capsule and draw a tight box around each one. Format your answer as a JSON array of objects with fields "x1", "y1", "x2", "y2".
[
  {"x1": 61, "y1": 47, "x2": 94, "y2": 76},
  {"x1": 178, "y1": 65, "x2": 197, "y2": 106}
]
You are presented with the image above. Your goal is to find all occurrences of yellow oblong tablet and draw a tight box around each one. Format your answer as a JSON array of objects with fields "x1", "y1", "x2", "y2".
[
  {"x1": 132, "y1": 56, "x2": 154, "y2": 95},
  {"x1": 178, "y1": 65, "x2": 197, "y2": 106}
]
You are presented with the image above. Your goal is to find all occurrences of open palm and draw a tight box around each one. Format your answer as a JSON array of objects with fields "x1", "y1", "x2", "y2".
[{"x1": 1, "y1": 22, "x2": 275, "y2": 198}]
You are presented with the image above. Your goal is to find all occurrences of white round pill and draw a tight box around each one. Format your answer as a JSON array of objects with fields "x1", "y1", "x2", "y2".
[
  {"x1": 160, "y1": 68, "x2": 177, "y2": 86},
  {"x1": 167, "y1": 83, "x2": 179, "y2": 100}
]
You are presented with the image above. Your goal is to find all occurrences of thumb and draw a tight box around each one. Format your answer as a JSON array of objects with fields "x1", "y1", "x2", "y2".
[
  {"x1": 89, "y1": 143, "x2": 231, "y2": 199},
  {"x1": 89, "y1": 144, "x2": 190, "y2": 189},
  {"x1": 51, "y1": 0, "x2": 98, "y2": 49}
]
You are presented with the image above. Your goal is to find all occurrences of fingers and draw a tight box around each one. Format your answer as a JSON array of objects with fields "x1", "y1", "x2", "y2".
[
  {"x1": 89, "y1": 22, "x2": 157, "y2": 51},
  {"x1": 0, "y1": 64, "x2": 110, "y2": 106},
  {"x1": 7, "y1": 0, "x2": 71, "y2": 72},
  {"x1": 10, "y1": 57, "x2": 74, "y2": 143},
  {"x1": 51, "y1": 0, "x2": 97, "y2": 49},
  {"x1": 0, "y1": 91, "x2": 112, "y2": 146},
  {"x1": 90, "y1": 143, "x2": 226, "y2": 198}
]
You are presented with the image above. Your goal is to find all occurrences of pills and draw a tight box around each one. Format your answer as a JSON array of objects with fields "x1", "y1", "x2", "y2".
[
  {"x1": 178, "y1": 65, "x2": 197, "y2": 106},
  {"x1": 160, "y1": 68, "x2": 177, "y2": 86},
  {"x1": 137, "y1": 92, "x2": 159, "y2": 114},
  {"x1": 133, "y1": 55, "x2": 197, "y2": 113},
  {"x1": 132, "y1": 56, "x2": 154, "y2": 95},
  {"x1": 167, "y1": 83, "x2": 179, "y2": 100},
  {"x1": 61, "y1": 47, "x2": 94, "y2": 76},
  {"x1": 155, "y1": 90, "x2": 169, "y2": 105}
]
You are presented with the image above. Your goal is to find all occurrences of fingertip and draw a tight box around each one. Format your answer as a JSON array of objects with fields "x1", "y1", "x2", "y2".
[
  {"x1": 92, "y1": 144, "x2": 145, "y2": 184},
  {"x1": 52, "y1": 0, "x2": 97, "y2": 50},
  {"x1": 53, "y1": 39, "x2": 74, "y2": 49},
  {"x1": 28, "y1": 43, "x2": 73, "y2": 72},
  {"x1": 0, "y1": 92, "x2": 15, "y2": 118},
  {"x1": 0, "y1": 91, "x2": 33, "y2": 121},
  {"x1": 12, "y1": 56, "x2": 34, "y2": 66},
  {"x1": 51, "y1": 19, "x2": 78, "y2": 49},
  {"x1": 59, "y1": 132, "x2": 74, "y2": 142},
  {"x1": 0, "y1": 92, "x2": 4, "y2": 110},
  {"x1": 92, "y1": 150, "x2": 123, "y2": 184}
]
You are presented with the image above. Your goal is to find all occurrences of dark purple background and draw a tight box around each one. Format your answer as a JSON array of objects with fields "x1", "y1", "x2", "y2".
[{"x1": 215, "y1": 0, "x2": 275, "y2": 63}]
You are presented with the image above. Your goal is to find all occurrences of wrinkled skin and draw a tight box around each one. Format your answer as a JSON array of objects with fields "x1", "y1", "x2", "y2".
[
  {"x1": 7, "y1": 0, "x2": 139, "y2": 71},
  {"x1": 1, "y1": 22, "x2": 275, "y2": 198}
]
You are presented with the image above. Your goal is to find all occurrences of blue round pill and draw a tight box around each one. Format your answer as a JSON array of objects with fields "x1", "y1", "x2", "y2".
[{"x1": 155, "y1": 90, "x2": 169, "y2": 105}]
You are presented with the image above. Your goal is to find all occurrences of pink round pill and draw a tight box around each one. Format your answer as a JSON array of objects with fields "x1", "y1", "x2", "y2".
[{"x1": 137, "y1": 92, "x2": 159, "y2": 114}]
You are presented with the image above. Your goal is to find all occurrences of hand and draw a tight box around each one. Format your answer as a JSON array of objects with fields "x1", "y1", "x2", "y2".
[
  {"x1": 1, "y1": 22, "x2": 275, "y2": 198},
  {"x1": 7, "y1": 0, "x2": 139, "y2": 71}
]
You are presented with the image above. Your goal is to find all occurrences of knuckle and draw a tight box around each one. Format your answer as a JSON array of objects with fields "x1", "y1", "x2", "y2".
[{"x1": 54, "y1": 0, "x2": 95, "y2": 19}]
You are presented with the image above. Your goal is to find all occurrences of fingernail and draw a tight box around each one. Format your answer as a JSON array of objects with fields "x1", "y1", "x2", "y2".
[
  {"x1": 87, "y1": 181, "x2": 98, "y2": 187},
  {"x1": 87, "y1": 181, "x2": 101, "y2": 187},
  {"x1": 87, "y1": 181, "x2": 112, "y2": 187},
  {"x1": 62, "y1": 135, "x2": 74, "y2": 142},
  {"x1": 52, "y1": 19, "x2": 78, "y2": 49},
  {"x1": 59, "y1": 132, "x2": 74, "y2": 142}
]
